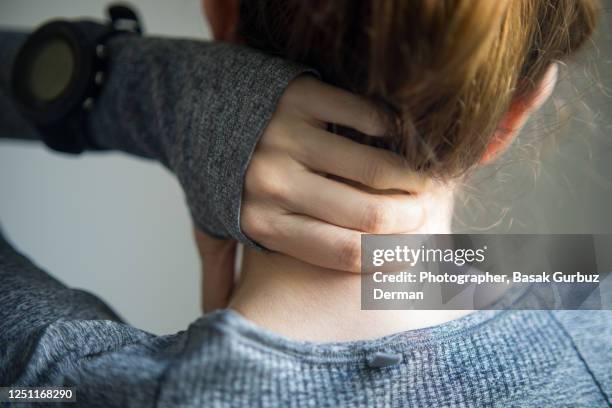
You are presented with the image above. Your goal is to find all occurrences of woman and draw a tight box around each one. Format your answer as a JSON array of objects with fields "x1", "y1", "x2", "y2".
[
  {"x1": 203, "y1": 0, "x2": 609, "y2": 405},
  {"x1": 2, "y1": 0, "x2": 610, "y2": 407},
  {"x1": 0, "y1": 10, "x2": 427, "y2": 312}
]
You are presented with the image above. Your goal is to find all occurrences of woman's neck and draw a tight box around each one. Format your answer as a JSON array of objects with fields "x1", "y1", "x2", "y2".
[{"x1": 229, "y1": 188, "x2": 471, "y2": 342}]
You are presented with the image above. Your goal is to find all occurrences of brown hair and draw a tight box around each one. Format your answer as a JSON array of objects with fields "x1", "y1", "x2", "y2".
[{"x1": 238, "y1": 0, "x2": 599, "y2": 178}]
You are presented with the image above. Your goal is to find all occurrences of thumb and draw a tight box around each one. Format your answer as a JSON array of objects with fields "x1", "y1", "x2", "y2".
[{"x1": 193, "y1": 228, "x2": 238, "y2": 313}]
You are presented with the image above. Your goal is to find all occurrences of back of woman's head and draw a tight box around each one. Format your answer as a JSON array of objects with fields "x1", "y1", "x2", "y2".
[{"x1": 238, "y1": 0, "x2": 598, "y2": 178}]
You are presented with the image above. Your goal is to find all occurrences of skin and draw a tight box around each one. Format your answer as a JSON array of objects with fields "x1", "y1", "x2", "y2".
[
  {"x1": 197, "y1": 1, "x2": 429, "y2": 311},
  {"x1": 197, "y1": 0, "x2": 558, "y2": 339},
  {"x1": 229, "y1": 65, "x2": 557, "y2": 342}
]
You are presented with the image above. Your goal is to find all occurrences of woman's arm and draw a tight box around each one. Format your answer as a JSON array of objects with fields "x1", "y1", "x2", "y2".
[
  {"x1": 1, "y1": 29, "x2": 427, "y2": 302},
  {"x1": 0, "y1": 30, "x2": 312, "y2": 244}
]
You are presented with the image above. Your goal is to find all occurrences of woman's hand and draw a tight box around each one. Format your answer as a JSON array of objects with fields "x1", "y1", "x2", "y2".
[
  {"x1": 199, "y1": 76, "x2": 428, "y2": 312},
  {"x1": 243, "y1": 77, "x2": 427, "y2": 269}
]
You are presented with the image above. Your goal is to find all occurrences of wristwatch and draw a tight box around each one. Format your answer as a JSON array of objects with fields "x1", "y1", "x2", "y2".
[{"x1": 11, "y1": 5, "x2": 143, "y2": 154}]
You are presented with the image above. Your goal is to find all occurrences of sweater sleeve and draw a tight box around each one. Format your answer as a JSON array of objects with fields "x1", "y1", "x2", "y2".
[
  {"x1": 89, "y1": 34, "x2": 316, "y2": 245},
  {"x1": 0, "y1": 30, "x2": 315, "y2": 246}
]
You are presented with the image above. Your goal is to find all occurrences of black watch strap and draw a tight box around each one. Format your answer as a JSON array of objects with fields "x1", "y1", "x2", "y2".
[{"x1": 40, "y1": 104, "x2": 101, "y2": 154}]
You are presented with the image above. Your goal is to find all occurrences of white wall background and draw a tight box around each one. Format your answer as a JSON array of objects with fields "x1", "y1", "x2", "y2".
[{"x1": 1, "y1": 1, "x2": 611, "y2": 335}]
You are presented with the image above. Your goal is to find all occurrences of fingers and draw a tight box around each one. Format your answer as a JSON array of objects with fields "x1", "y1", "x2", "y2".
[
  {"x1": 240, "y1": 76, "x2": 435, "y2": 274},
  {"x1": 286, "y1": 171, "x2": 424, "y2": 233},
  {"x1": 264, "y1": 214, "x2": 364, "y2": 273},
  {"x1": 293, "y1": 126, "x2": 428, "y2": 192},
  {"x1": 193, "y1": 228, "x2": 237, "y2": 313},
  {"x1": 291, "y1": 76, "x2": 388, "y2": 137}
]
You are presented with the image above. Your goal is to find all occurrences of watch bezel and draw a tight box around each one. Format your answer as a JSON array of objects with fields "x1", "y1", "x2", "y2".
[{"x1": 12, "y1": 20, "x2": 95, "y2": 127}]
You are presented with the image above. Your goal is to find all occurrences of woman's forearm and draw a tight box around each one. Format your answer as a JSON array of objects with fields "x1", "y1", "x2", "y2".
[{"x1": 88, "y1": 35, "x2": 311, "y2": 242}]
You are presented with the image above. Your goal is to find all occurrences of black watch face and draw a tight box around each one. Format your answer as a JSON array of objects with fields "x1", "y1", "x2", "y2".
[
  {"x1": 12, "y1": 20, "x2": 98, "y2": 126},
  {"x1": 27, "y1": 36, "x2": 75, "y2": 102}
]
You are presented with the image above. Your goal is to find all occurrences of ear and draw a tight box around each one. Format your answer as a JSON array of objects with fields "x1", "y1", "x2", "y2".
[
  {"x1": 202, "y1": 0, "x2": 240, "y2": 41},
  {"x1": 480, "y1": 64, "x2": 558, "y2": 164}
]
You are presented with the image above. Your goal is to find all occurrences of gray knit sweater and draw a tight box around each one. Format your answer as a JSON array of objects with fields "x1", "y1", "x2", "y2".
[{"x1": 0, "y1": 233, "x2": 611, "y2": 407}]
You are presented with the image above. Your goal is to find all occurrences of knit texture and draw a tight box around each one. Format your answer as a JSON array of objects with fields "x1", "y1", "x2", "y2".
[
  {"x1": 0, "y1": 30, "x2": 314, "y2": 247},
  {"x1": 1, "y1": 234, "x2": 611, "y2": 408}
]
